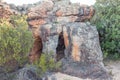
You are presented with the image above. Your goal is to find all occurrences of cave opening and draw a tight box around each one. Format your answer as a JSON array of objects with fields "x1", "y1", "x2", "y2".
[
  {"x1": 29, "y1": 31, "x2": 66, "y2": 62},
  {"x1": 29, "y1": 36, "x2": 43, "y2": 63},
  {"x1": 56, "y1": 32, "x2": 65, "y2": 61}
]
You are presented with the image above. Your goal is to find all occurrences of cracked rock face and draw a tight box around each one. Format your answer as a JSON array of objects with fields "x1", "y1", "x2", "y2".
[{"x1": 27, "y1": 0, "x2": 111, "y2": 79}]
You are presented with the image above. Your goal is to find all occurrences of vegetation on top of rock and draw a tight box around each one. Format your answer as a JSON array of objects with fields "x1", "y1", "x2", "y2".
[
  {"x1": 0, "y1": 15, "x2": 34, "y2": 72},
  {"x1": 91, "y1": 0, "x2": 120, "y2": 59}
]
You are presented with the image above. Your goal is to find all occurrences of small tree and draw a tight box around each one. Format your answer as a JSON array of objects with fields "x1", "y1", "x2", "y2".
[{"x1": 0, "y1": 15, "x2": 34, "y2": 72}]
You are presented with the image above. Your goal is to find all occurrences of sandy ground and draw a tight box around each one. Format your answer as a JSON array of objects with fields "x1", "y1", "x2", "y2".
[
  {"x1": 47, "y1": 60, "x2": 120, "y2": 80},
  {"x1": 105, "y1": 60, "x2": 120, "y2": 80}
]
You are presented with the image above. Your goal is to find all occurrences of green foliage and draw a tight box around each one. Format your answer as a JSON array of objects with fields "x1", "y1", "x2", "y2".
[
  {"x1": 0, "y1": 18, "x2": 13, "y2": 28},
  {"x1": 10, "y1": 15, "x2": 28, "y2": 29},
  {"x1": 0, "y1": 15, "x2": 33, "y2": 71},
  {"x1": 33, "y1": 52, "x2": 61, "y2": 77},
  {"x1": 91, "y1": 0, "x2": 120, "y2": 59}
]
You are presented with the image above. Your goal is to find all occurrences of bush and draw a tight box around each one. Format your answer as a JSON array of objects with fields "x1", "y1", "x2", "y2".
[
  {"x1": 10, "y1": 15, "x2": 28, "y2": 29},
  {"x1": 33, "y1": 52, "x2": 61, "y2": 77},
  {"x1": 0, "y1": 15, "x2": 33, "y2": 72},
  {"x1": 91, "y1": 0, "x2": 120, "y2": 59}
]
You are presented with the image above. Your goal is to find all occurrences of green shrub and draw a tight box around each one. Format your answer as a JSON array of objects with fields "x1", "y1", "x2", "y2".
[
  {"x1": 33, "y1": 52, "x2": 61, "y2": 77},
  {"x1": 0, "y1": 15, "x2": 33, "y2": 71},
  {"x1": 91, "y1": 0, "x2": 120, "y2": 59},
  {"x1": 10, "y1": 15, "x2": 28, "y2": 29},
  {"x1": 0, "y1": 18, "x2": 13, "y2": 28}
]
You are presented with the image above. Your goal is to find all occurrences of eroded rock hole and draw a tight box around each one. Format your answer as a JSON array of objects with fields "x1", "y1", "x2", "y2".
[
  {"x1": 56, "y1": 32, "x2": 65, "y2": 61},
  {"x1": 29, "y1": 36, "x2": 43, "y2": 63},
  {"x1": 29, "y1": 31, "x2": 66, "y2": 62}
]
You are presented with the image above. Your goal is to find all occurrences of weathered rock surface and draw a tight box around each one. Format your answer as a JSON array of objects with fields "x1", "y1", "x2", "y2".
[
  {"x1": 16, "y1": 66, "x2": 41, "y2": 80},
  {"x1": 1, "y1": 1, "x2": 42, "y2": 15},
  {"x1": 15, "y1": 67, "x2": 97, "y2": 80},
  {"x1": 0, "y1": 2, "x2": 13, "y2": 19},
  {"x1": 27, "y1": 0, "x2": 111, "y2": 79},
  {"x1": 63, "y1": 22, "x2": 103, "y2": 63},
  {"x1": 27, "y1": 0, "x2": 95, "y2": 62}
]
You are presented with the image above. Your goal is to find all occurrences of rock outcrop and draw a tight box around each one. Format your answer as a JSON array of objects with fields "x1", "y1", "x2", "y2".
[
  {"x1": 0, "y1": 2, "x2": 13, "y2": 19},
  {"x1": 27, "y1": 0, "x2": 95, "y2": 62},
  {"x1": 16, "y1": 66, "x2": 42, "y2": 80},
  {"x1": 0, "y1": 1, "x2": 39, "y2": 15},
  {"x1": 26, "y1": 0, "x2": 110, "y2": 79}
]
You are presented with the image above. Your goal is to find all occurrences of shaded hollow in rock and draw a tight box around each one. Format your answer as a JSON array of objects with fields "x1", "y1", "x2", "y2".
[
  {"x1": 29, "y1": 37, "x2": 43, "y2": 63},
  {"x1": 56, "y1": 32, "x2": 65, "y2": 61}
]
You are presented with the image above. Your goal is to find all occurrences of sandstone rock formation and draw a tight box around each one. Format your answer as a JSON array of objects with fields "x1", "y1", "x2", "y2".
[
  {"x1": 27, "y1": 0, "x2": 111, "y2": 79},
  {"x1": 0, "y1": 2, "x2": 13, "y2": 19},
  {"x1": 27, "y1": 0, "x2": 95, "y2": 62}
]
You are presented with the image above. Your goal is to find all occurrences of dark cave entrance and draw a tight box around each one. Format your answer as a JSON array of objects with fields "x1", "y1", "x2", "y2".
[
  {"x1": 56, "y1": 32, "x2": 65, "y2": 61},
  {"x1": 29, "y1": 31, "x2": 66, "y2": 62}
]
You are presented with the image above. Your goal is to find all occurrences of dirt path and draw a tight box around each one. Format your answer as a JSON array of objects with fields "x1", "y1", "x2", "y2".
[{"x1": 105, "y1": 60, "x2": 120, "y2": 80}]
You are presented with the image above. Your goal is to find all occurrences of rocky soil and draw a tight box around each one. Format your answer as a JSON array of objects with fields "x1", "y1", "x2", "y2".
[{"x1": 105, "y1": 60, "x2": 120, "y2": 80}]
